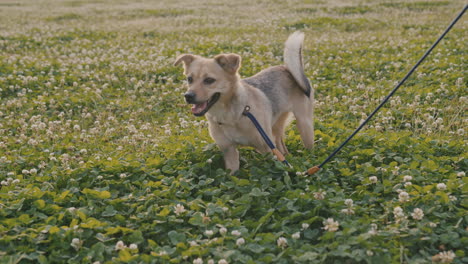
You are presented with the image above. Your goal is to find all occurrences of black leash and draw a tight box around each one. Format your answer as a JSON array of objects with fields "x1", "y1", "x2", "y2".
[
  {"x1": 307, "y1": 4, "x2": 467, "y2": 175},
  {"x1": 242, "y1": 106, "x2": 292, "y2": 167}
]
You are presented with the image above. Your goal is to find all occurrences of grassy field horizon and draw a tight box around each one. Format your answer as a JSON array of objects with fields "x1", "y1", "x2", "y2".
[{"x1": 0, "y1": 0, "x2": 467, "y2": 263}]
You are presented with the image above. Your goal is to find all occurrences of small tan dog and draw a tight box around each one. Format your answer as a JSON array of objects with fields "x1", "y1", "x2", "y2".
[{"x1": 174, "y1": 32, "x2": 314, "y2": 173}]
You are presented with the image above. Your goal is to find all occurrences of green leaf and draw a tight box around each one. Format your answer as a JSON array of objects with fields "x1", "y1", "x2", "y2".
[
  {"x1": 168, "y1": 230, "x2": 186, "y2": 245},
  {"x1": 249, "y1": 188, "x2": 270, "y2": 197},
  {"x1": 82, "y1": 188, "x2": 111, "y2": 199}
]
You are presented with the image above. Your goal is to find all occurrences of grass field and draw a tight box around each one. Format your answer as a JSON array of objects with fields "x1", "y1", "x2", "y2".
[{"x1": 0, "y1": 0, "x2": 467, "y2": 263}]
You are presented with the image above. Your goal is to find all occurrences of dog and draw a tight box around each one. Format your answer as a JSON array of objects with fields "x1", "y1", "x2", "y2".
[{"x1": 174, "y1": 31, "x2": 314, "y2": 173}]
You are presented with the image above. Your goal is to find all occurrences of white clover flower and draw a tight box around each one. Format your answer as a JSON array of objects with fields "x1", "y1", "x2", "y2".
[
  {"x1": 218, "y1": 259, "x2": 228, "y2": 264},
  {"x1": 292, "y1": 232, "x2": 300, "y2": 239},
  {"x1": 366, "y1": 250, "x2": 374, "y2": 256},
  {"x1": 189, "y1": 241, "x2": 198, "y2": 247},
  {"x1": 432, "y1": 250, "x2": 456, "y2": 263},
  {"x1": 411, "y1": 208, "x2": 424, "y2": 220},
  {"x1": 404, "y1": 182, "x2": 412, "y2": 187},
  {"x1": 369, "y1": 176, "x2": 378, "y2": 183},
  {"x1": 80, "y1": 149, "x2": 87, "y2": 154},
  {"x1": 219, "y1": 227, "x2": 227, "y2": 236},
  {"x1": 368, "y1": 223, "x2": 378, "y2": 235},
  {"x1": 115, "y1": 241, "x2": 126, "y2": 251},
  {"x1": 456, "y1": 171, "x2": 465, "y2": 177},
  {"x1": 207, "y1": 159, "x2": 212, "y2": 164},
  {"x1": 429, "y1": 222, "x2": 437, "y2": 228},
  {"x1": 231, "y1": 230, "x2": 241, "y2": 236},
  {"x1": 301, "y1": 223, "x2": 310, "y2": 230},
  {"x1": 323, "y1": 218, "x2": 339, "y2": 232},
  {"x1": 129, "y1": 243, "x2": 138, "y2": 250},
  {"x1": 12, "y1": 179, "x2": 20, "y2": 184},
  {"x1": 340, "y1": 208, "x2": 355, "y2": 215},
  {"x1": 403, "y1": 175, "x2": 412, "y2": 182},
  {"x1": 313, "y1": 190, "x2": 326, "y2": 200},
  {"x1": 22, "y1": 169, "x2": 29, "y2": 174},
  {"x1": 277, "y1": 237, "x2": 288, "y2": 249},
  {"x1": 174, "y1": 204, "x2": 186, "y2": 215},
  {"x1": 207, "y1": 260, "x2": 214, "y2": 264},
  {"x1": 398, "y1": 191, "x2": 410, "y2": 202},
  {"x1": 70, "y1": 238, "x2": 82, "y2": 250},
  {"x1": 119, "y1": 173, "x2": 127, "y2": 179},
  {"x1": 393, "y1": 206, "x2": 406, "y2": 223},
  {"x1": 437, "y1": 183, "x2": 447, "y2": 191},
  {"x1": 236, "y1": 238, "x2": 245, "y2": 246},
  {"x1": 193, "y1": 258, "x2": 203, "y2": 264},
  {"x1": 344, "y1": 199, "x2": 353, "y2": 207},
  {"x1": 204, "y1": 230, "x2": 214, "y2": 237}
]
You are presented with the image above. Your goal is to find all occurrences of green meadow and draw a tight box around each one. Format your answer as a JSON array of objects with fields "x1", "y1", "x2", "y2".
[{"x1": 0, "y1": 0, "x2": 466, "y2": 263}]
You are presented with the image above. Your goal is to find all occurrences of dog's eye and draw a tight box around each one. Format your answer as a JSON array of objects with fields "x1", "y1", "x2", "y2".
[
  {"x1": 187, "y1": 76, "x2": 193, "y2": 84},
  {"x1": 203, "y1": 78, "x2": 216, "y2": 85}
]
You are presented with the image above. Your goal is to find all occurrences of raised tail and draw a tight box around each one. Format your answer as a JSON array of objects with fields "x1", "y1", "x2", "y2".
[{"x1": 284, "y1": 31, "x2": 312, "y2": 97}]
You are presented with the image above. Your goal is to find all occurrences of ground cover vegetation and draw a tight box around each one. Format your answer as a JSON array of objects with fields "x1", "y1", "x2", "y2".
[{"x1": 0, "y1": 0, "x2": 466, "y2": 263}]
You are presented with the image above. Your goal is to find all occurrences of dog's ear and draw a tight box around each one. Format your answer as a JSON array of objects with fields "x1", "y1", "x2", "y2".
[
  {"x1": 215, "y1": 54, "x2": 241, "y2": 74},
  {"x1": 174, "y1": 54, "x2": 196, "y2": 73}
]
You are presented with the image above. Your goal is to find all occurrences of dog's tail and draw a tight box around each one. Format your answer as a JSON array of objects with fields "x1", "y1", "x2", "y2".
[{"x1": 284, "y1": 31, "x2": 312, "y2": 98}]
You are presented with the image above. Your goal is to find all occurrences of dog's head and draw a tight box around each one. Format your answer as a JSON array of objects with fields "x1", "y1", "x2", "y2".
[{"x1": 174, "y1": 53, "x2": 241, "y2": 116}]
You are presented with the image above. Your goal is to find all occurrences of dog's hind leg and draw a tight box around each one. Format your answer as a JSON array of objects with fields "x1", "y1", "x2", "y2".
[
  {"x1": 273, "y1": 112, "x2": 291, "y2": 155},
  {"x1": 293, "y1": 100, "x2": 314, "y2": 149}
]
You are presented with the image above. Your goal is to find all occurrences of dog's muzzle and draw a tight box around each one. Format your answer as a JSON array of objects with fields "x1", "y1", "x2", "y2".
[{"x1": 186, "y1": 92, "x2": 221, "y2": 116}]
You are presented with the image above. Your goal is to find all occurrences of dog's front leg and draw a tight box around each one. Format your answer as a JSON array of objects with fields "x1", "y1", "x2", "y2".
[{"x1": 222, "y1": 145, "x2": 239, "y2": 174}]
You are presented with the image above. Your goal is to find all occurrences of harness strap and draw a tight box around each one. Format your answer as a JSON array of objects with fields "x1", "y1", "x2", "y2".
[{"x1": 242, "y1": 106, "x2": 291, "y2": 167}]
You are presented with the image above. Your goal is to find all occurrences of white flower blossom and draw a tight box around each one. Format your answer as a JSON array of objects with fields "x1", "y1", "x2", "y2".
[
  {"x1": 70, "y1": 238, "x2": 82, "y2": 250},
  {"x1": 313, "y1": 190, "x2": 326, "y2": 200},
  {"x1": 277, "y1": 237, "x2": 288, "y2": 249},
  {"x1": 174, "y1": 204, "x2": 186, "y2": 215},
  {"x1": 129, "y1": 243, "x2": 138, "y2": 250},
  {"x1": 218, "y1": 259, "x2": 228, "y2": 264},
  {"x1": 437, "y1": 183, "x2": 447, "y2": 191},
  {"x1": 292, "y1": 232, "x2": 300, "y2": 239},
  {"x1": 115, "y1": 241, "x2": 126, "y2": 251},
  {"x1": 323, "y1": 218, "x2": 339, "y2": 232},
  {"x1": 219, "y1": 227, "x2": 227, "y2": 235},
  {"x1": 231, "y1": 230, "x2": 241, "y2": 236},
  {"x1": 369, "y1": 176, "x2": 378, "y2": 183},
  {"x1": 398, "y1": 191, "x2": 410, "y2": 202},
  {"x1": 411, "y1": 208, "x2": 424, "y2": 220},
  {"x1": 393, "y1": 206, "x2": 406, "y2": 223},
  {"x1": 403, "y1": 175, "x2": 412, "y2": 182},
  {"x1": 236, "y1": 238, "x2": 245, "y2": 246},
  {"x1": 301, "y1": 223, "x2": 309, "y2": 230},
  {"x1": 432, "y1": 250, "x2": 456, "y2": 263},
  {"x1": 193, "y1": 258, "x2": 203, "y2": 264}
]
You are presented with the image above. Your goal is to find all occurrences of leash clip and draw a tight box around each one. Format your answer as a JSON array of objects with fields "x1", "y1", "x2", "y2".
[{"x1": 242, "y1": 105, "x2": 251, "y2": 115}]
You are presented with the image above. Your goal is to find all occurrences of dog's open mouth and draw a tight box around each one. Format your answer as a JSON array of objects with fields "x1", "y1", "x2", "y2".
[{"x1": 191, "y1": 93, "x2": 220, "y2": 116}]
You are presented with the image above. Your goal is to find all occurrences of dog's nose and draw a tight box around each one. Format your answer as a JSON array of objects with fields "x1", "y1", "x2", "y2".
[{"x1": 184, "y1": 92, "x2": 196, "y2": 103}]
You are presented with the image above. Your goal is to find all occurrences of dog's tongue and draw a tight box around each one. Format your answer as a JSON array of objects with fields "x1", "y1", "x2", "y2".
[{"x1": 191, "y1": 102, "x2": 208, "y2": 114}]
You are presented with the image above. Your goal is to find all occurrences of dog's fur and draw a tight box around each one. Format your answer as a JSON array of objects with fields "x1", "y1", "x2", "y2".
[{"x1": 174, "y1": 32, "x2": 314, "y2": 173}]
